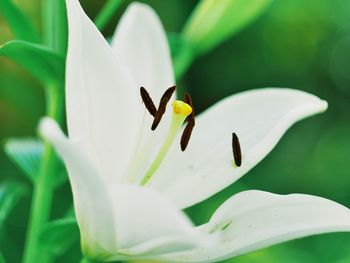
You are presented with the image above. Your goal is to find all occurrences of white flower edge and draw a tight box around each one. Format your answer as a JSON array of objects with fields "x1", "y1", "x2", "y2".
[
  {"x1": 158, "y1": 190, "x2": 350, "y2": 263},
  {"x1": 150, "y1": 88, "x2": 328, "y2": 209}
]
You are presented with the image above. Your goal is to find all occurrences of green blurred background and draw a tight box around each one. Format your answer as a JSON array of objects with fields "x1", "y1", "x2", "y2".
[{"x1": 1, "y1": 0, "x2": 350, "y2": 262}]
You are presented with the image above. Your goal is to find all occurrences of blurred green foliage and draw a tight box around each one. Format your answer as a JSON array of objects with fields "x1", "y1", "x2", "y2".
[
  {"x1": 183, "y1": 0, "x2": 272, "y2": 55},
  {"x1": 1, "y1": 0, "x2": 350, "y2": 262}
]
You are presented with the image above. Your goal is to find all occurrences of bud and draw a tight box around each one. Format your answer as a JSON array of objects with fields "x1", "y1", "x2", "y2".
[{"x1": 183, "y1": 0, "x2": 272, "y2": 55}]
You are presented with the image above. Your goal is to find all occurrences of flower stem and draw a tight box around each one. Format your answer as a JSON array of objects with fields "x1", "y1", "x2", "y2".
[
  {"x1": 42, "y1": 0, "x2": 68, "y2": 56},
  {"x1": 22, "y1": 143, "x2": 57, "y2": 262},
  {"x1": 22, "y1": 85, "x2": 62, "y2": 263},
  {"x1": 94, "y1": 0, "x2": 123, "y2": 31}
]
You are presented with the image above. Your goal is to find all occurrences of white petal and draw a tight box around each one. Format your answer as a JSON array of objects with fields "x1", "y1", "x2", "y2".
[
  {"x1": 38, "y1": 117, "x2": 118, "y2": 255},
  {"x1": 111, "y1": 2, "x2": 175, "y2": 102},
  {"x1": 150, "y1": 88, "x2": 328, "y2": 208},
  {"x1": 107, "y1": 184, "x2": 204, "y2": 261},
  {"x1": 111, "y1": 2, "x2": 176, "y2": 182},
  {"x1": 65, "y1": 0, "x2": 142, "y2": 182},
  {"x1": 160, "y1": 190, "x2": 350, "y2": 263},
  {"x1": 40, "y1": 118, "x2": 202, "y2": 261}
]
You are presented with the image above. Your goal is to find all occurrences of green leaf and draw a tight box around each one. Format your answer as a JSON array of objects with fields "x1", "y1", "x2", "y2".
[
  {"x1": 4, "y1": 138, "x2": 68, "y2": 187},
  {"x1": 0, "y1": 0, "x2": 40, "y2": 42},
  {"x1": 40, "y1": 217, "x2": 79, "y2": 256},
  {"x1": 4, "y1": 139, "x2": 43, "y2": 183},
  {"x1": 183, "y1": 0, "x2": 272, "y2": 55},
  {"x1": 0, "y1": 181, "x2": 26, "y2": 229},
  {"x1": 0, "y1": 251, "x2": 6, "y2": 263},
  {"x1": 0, "y1": 40, "x2": 65, "y2": 85}
]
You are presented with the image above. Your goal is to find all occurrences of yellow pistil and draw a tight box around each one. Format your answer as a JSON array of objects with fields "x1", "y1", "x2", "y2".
[
  {"x1": 172, "y1": 100, "x2": 192, "y2": 116},
  {"x1": 140, "y1": 100, "x2": 192, "y2": 186}
]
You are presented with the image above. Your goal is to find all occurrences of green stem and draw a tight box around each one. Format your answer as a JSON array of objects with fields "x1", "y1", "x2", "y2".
[
  {"x1": 23, "y1": 85, "x2": 62, "y2": 263},
  {"x1": 42, "y1": 0, "x2": 68, "y2": 56},
  {"x1": 22, "y1": 143, "x2": 56, "y2": 263},
  {"x1": 94, "y1": 0, "x2": 123, "y2": 31}
]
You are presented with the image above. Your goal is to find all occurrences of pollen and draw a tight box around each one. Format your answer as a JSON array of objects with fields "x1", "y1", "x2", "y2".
[{"x1": 172, "y1": 100, "x2": 192, "y2": 116}]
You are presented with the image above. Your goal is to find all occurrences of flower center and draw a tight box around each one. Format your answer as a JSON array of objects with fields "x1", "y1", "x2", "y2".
[
  {"x1": 131, "y1": 86, "x2": 242, "y2": 185},
  {"x1": 140, "y1": 100, "x2": 192, "y2": 185}
]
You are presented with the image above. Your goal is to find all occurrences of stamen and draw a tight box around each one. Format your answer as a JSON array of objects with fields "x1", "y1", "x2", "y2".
[
  {"x1": 184, "y1": 93, "x2": 195, "y2": 120},
  {"x1": 180, "y1": 118, "x2": 195, "y2": 151},
  {"x1": 181, "y1": 93, "x2": 196, "y2": 151},
  {"x1": 151, "y1": 86, "x2": 176, "y2": 130},
  {"x1": 140, "y1": 87, "x2": 157, "y2": 117},
  {"x1": 232, "y1": 132, "x2": 242, "y2": 167},
  {"x1": 141, "y1": 100, "x2": 192, "y2": 185}
]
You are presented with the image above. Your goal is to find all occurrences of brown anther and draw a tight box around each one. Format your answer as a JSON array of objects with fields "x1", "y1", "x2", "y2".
[
  {"x1": 180, "y1": 118, "x2": 195, "y2": 151},
  {"x1": 140, "y1": 87, "x2": 157, "y2": 117},
  {"x1": 180, "y1": 93, "x2": 195, "y2": 151},
  {"x1": 151, "y1": 86, "x2": 176, "y2": 130},
  {"x1": 232, "y1": 132, "x2": 242, "y2": 167},
  {"x1": 184, "y1": 93, "x2": 195, "y2": 120}
]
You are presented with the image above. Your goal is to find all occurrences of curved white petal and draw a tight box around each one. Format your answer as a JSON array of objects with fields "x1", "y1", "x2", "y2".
[
  {"x1": 65, "y1": 0, "x2": 142, "y2": 182},
  {"x1": 106, "y1": 184, "x2": 203, "y2": 261},
  {"x1": 39, "y1": 117, "x2": 117, "y2": 255},
  {"x1": 150, "y1": 88, "x2": 328, "y2": 208},
  {"x1": 160, "y1": 190, "x2": 350, "y2": 263},
  {"x1": 40, "y1": 118, "x2": 202, "y2": 261},
  {"x1": 111, "y1": 2, "x2": 176, "y2": 182},
  {"x1": 111, "y1": 2, "x2": 175, "y2": 102}
]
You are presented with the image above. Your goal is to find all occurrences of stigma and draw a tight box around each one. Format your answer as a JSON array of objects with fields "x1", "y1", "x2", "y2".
[{"x1": 172, "y1": 100, "x2": 192, "y2": 116}]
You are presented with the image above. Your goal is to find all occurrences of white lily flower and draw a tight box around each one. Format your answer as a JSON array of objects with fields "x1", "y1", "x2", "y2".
[{"x1": 39, "y1": 0, "x2": 350, "y2": 262}]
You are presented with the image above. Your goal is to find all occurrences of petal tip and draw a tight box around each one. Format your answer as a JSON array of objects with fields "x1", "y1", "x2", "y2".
[
  {"x1": 307, "y1": 97, "x2": 328, "y2": 116},
  {"x1": 123, "y1": 1, "x2": 160, "y2": 26},
  {"x1": 268, "y1": 88, "x2": 328, "y2": 115},
  {"x1": 319, "y1": 99, "x2": 328, "y2": 112},
  {"x1": 38, "y1": 117, "x2": 64, "y2": 142},
  {"x1": 65, "y1": 0, "x2": 81, "y2": 14},
  {"x1": 127, "y1": 1, "x2": 154, "y2": 14}
]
